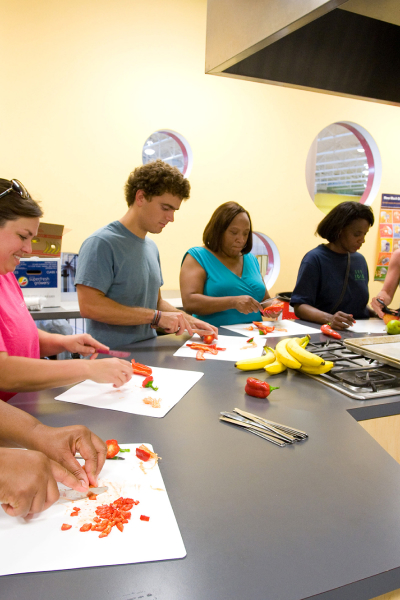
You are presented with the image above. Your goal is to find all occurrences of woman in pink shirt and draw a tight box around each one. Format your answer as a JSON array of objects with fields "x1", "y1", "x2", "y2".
[{"x1": 0, "y1": 178, "x2": 133, "y2": 517}]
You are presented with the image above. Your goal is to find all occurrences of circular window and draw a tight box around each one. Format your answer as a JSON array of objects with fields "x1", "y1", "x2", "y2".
[
  {"x1": 305, "y1": 122, "x2": 382, "y2": 214},
  {"x1": 142, "y1": 130, "x2": 193, "y2": 177},
  {"x1": 251, "y1": 232, "x2": 280, "y2": 289}
]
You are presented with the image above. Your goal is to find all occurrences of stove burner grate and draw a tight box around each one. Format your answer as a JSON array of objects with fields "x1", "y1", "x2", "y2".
[{"x1": 330, "y1": 367, "x2": 398, "y2": 393}]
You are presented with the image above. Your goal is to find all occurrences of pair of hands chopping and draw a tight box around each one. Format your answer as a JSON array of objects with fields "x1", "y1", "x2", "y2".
[{"x1": 0, "y1": 423, "x2": 107, "y2": 519}]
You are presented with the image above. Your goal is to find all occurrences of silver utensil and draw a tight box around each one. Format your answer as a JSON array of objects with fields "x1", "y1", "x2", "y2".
[
  {"x1": 220, "y1": 411, "x2": 295, "y2": 443},
  {"x1": 57, "y1": 485, "x2": 108, "y2": 504},
  {"x1": 219, "y1": 416, "x2": 286, "y2": 447},
  {"x1": 233, "y1": 408, "x2": 308, "y2": 440}
]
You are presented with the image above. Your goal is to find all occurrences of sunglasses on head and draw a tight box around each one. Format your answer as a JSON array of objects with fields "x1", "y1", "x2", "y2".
[{"x1": 0, "y1": 179, "x2": 31, "y2": 200}]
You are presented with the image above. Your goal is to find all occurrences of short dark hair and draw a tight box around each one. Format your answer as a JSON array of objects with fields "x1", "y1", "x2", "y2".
[
  {"x1": 203, "y1": 202, "x2": 253, "y2": 254},
  {"x1": 124, "y1": 159, "x2": 191, "y2": 207},
  {"x1": 0, "y1": 179, "x2": 43, "y2": 227},
  {"x1": 316, "y1": 201, "x2": 375, "y2": 243}
]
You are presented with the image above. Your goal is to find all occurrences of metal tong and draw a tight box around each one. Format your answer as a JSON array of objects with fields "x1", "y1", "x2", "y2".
[{"x1": 219, "y1": 408, "x2": 308, "y2": 448}]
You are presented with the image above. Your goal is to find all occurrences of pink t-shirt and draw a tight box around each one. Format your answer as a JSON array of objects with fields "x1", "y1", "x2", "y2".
[{"x1": 0, "y1": 272, "x2": 40, "y2": 401}]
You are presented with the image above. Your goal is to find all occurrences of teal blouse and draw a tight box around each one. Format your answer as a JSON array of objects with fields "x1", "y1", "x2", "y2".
[{"x1": 182, "y1": 247, "x2": 266, "y2": 326}]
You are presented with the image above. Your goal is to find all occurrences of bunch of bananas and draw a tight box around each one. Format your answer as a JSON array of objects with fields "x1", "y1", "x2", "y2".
[{"x1": 235, "y1": 335, "x2": 333, "y2": 375}]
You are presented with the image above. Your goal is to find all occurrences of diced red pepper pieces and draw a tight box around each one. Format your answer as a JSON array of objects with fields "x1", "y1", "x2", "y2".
[
  {"x1": 80, "y1": 523, "x2": 92, "y2": 532},
  {"x1": 61, "y1": 524, "x2": 72, "y2": 531},
  {"x1": 140, "y1": 515, "x2": 150, "y2": 521}
]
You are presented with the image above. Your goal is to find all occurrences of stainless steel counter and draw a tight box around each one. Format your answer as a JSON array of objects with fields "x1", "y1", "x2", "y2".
[{"x1": 4, "y1": 326, "x2": 400, "y2": 600}]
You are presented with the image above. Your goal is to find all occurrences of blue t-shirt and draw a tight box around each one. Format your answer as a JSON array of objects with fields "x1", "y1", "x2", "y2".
[
  {"x1": 290, "y1": 244, "x2": 370, "y2": 319},
  {"x1": 75, "y1": 221, "x2": 163, "y2": 347},
  {"x1": 182, "y1": 247, "x2": 266, "y2": 326}
]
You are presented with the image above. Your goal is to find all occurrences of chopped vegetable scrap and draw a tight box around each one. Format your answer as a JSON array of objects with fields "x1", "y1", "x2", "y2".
[
  {"x1": 241, "y1": 336, "x2": 257, "y2": 350},
  {"x1": 253, "y1": 322, "x2": 275, "y2": 335},
  {"x1": 186, "y1": 342, "x2": 226, "y2": 360},
  {"x1": 62, "y1": 496, "x2": 140, "y2": 537},
  {"x1": 245, "y1": 377, "x2": 279, "y2": 399},
  {"x1": 136, "y1": 444, "x2": 161, "y2": 465},
  {"x1": 140, "y1": 515, "x2": 150, "y2": 521},
  {"x1": 245, "y1": 326, "x2": 254, "y2": 331},
  {"x1": 321, "y1": 324, "x2": 342, "y2": 339},
  {"x1": 106, "y1": 439, "x2": 120, "y2": 459},
  {"x1": 131, "y1": 359, "x2": 152, "y2": 376},
  {"x1": 142, "y1": 375, "x2": 159, "y2": 391},
  {"x1": 143, "y1": 396, "x2": 161, "y2": 408}
]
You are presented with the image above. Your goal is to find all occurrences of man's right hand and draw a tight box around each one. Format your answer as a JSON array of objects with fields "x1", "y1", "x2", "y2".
[
  {"x1": 158, "y1": 312, "x2": 194, "y2": 336},
  {"x1": 235, "y1": 295, "x2": 263, "y2": 315},
  {"x1": 0, "y1": 448, "x2": 86, "y2": 518}
]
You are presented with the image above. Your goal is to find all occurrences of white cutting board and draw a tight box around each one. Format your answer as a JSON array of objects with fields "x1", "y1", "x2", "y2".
[
  {"x1": 174, "y1": 334, "x2": 267, "y2": 362},
  {"x1": 221, "y1": 320, "x2": 317, "y2": 338},
  {"x1": 348, "y1": 319, "x2": 387, "y2": 334},
  {"x1": 0, "y1": 444, "x2": 186, "y2": 576},
  {"x1": 55, "y1": 366, "x2": 203, "y2": 418}
]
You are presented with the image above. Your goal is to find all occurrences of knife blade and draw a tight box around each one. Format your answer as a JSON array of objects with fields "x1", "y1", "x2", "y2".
[
  {"x1": 96, "y1": 349, "x2": 131, "y2": 358},
  {"x1": 58, "y1": 485, "x2": 108, "y2": 504}
]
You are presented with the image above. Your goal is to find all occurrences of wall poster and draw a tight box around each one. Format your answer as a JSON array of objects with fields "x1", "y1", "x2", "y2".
[{"x1": 375, "y1": 194, "x2": 400, "y2": 281}]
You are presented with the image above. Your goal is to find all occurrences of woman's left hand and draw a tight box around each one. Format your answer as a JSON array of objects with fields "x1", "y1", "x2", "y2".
[
  {"x1": 28, "y1": 423, "x2": 107, "y2": 488},
  {"x1": 61, "y1": 334, "x2": 109, "y2": 356}
]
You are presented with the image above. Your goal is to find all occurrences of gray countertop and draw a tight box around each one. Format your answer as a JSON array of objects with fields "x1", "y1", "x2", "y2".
[{"x1": 4, "y1": 325, "x2": 400, "y2": 600}]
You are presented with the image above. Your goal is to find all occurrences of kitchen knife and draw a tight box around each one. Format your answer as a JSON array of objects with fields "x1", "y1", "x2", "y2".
[
  {"x1": 96, "y1": 349, "x2": 131, "y2": 358},
  {"x1": 58, "y1": 485, "x2": 108, "y2": 504}
]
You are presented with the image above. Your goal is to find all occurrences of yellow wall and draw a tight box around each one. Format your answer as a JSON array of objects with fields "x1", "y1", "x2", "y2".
[
  {"x1": 2, "y1": 0, "x2": 400, "y2": 306},
  {"x1": 314, "y1": 193, "x2": 363, "y2": 215}
]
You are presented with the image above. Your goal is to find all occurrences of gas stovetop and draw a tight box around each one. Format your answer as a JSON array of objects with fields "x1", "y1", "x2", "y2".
[{"x1": 304, "y1": 340, "x2": 400, "y2": 400}]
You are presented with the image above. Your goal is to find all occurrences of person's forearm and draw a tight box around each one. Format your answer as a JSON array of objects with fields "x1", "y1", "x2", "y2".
[
  {"x1": 0, "y1": 355, "x2": 91, "y2": 393},
  {"x1": 0, "y1": 401, "x2": 44, "y2": 448},
  {"x1": 180, "y1": 294, "x2": 237, "y2": 316},
  {"x1": 79, "y1": 293, "x2": 155, "y2": 326},
  {"x1": 375, "y1": 289, "x2": 393, "y2": 305},
  {"x1": 294, "y1": 304, "x2": 332, "y2": 325},
  {"x1": 38, "y1": 330, "x2": 70, "y2": 357}
]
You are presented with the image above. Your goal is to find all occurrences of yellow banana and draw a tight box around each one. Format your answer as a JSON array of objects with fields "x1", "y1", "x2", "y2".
[
  {"x1": 286, "y1": 338, "x2": 325, "y2": 368},
  {"x1": 275, "y1": 339, "x2": 302, "y2": 370},
  {"x1": 235, "y1": 347, "x2": 275, "y2": 371},
  {"x1": 300, "y1": 361, "x2": 334, "y2": 375},
  {"x1": 264, "y1": 359, "x2": 287, "y2": 375},
  {"x1": 299, "y1": 335, "x2": 310, "y2": 348}
]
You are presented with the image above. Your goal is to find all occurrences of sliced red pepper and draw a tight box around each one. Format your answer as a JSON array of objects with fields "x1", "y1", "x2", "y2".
[
  {"x1": 196, "y1": 349, "x2": 206, "y2": 361},
  {"x1": 142, "y1": 375, "x2": 159, "y2": 391},
  {"x1": 253, "y1": 322, "x2": 275, "y2": 335},
  {"x1": 321, "y1": 324, "x2": 342, "y2": 339},
  {"x1": 246, "y1": 337, "x2": 254, "y2": 343},
  {"x1": 245, "y1": 377, "x2": 279, "y2": 399},
  {"x1": 80, "y1": 523, "x2": 92, "y2": 532},
  {"x1": 136, "y1": 446, "x2": 151, "y2": 461},
  {"x1": 106, "y1": 439, "x2": 120, "y2": 459},
  {"x1": 131, "y1": 359, "x2": 152, "y2": 376},
  {"x1": 140, "y1": 515, "x2": 150, "y2": 521},
  {"x1": 61, "y1": 524, "x2": 72, "y2": 531}
]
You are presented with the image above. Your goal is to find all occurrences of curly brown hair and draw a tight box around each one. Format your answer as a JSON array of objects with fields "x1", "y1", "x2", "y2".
[{"x1": 124, "y1": 160, "x2": 191, "y2": 206}]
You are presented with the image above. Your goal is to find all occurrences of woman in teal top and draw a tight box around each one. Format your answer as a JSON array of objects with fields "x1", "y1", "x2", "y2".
[{"x1": 180, "y1": 202, "x2": 270, "y2": 326}]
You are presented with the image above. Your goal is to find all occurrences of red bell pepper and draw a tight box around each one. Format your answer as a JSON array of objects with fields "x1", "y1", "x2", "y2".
[
  {"x1": 142, "y1": 375, "x2": 159, "y2": 391},
  {"x1": 321, "y1": 324, "x2": 341, "y2": 340},
  {"x1": 252, "y1": 322, "x2": 275, "y2": 335},
  {"x1": 131, "y1": 359, "x2": 152, "y2": 376},
  {"x1": 106, "y1": 439, "x2": 120, "y2": 459},
  {"x1": 245, "y1": 377, "x2": 279, "y2": 399},
  {"x1": 202, "y1": 333, "x2": 216, "y2": 344}
]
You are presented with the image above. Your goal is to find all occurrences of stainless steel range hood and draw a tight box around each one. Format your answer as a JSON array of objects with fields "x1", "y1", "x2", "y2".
[{"x1": 206, "y1": 0, "x2": 400, "y2": 105}]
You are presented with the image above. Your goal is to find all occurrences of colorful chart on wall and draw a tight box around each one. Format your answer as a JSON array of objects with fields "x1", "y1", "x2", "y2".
[{"x1": 375, "y1": 193, "x2": 400, "y2": 281}]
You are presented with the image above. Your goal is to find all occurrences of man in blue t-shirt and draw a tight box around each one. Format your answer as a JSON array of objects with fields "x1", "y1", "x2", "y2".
[{"x1": 75, "y1": 160, "x2": 217, "y2": 348}]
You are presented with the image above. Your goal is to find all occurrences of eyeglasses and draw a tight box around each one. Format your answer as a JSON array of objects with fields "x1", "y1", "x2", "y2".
[{"x1": 0, "y1": 179, "x2": 31, "y2": 200}]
